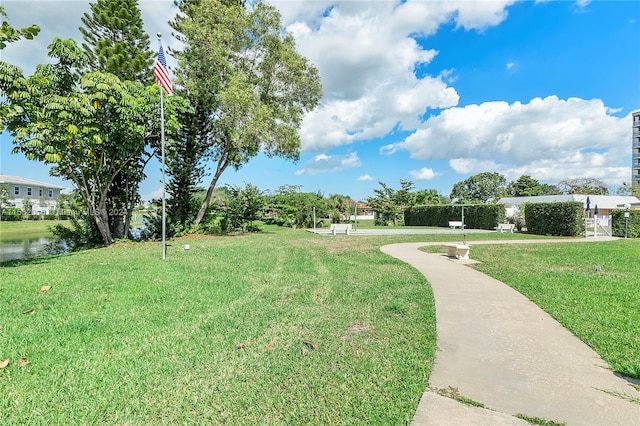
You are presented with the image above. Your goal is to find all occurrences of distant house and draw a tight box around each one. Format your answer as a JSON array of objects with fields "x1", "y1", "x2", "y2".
[
  {"x1": 0, "y1": 175, "x2": 65, "y2": 215},
  {"x1": 348, "y1": 200, "x2": 374, "y2": 220},
  {"x1": 497, "y1": 194, "x2": 640, "y2": 218}
]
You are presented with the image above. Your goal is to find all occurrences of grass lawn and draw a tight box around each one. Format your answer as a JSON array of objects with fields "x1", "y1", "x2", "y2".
[
  {"x1": 469, "y1": 240, "x2": 640, "y2": 379},
  {"x1": 2, "y1": 227, "x2": 637, "y2": 423},
  {"x1": 1, "y1": 227, "x2": 444, "y2": 424},
  {"x1": 0, "y1": 220, "x2": 67, "y2": 242}
]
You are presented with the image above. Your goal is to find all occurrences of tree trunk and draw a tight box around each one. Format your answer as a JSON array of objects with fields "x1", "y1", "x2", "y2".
[
  {"x1": 193, "y1": 173, "x2": 221, "y2": 226},
  {"x1": 193, "y1": 159, "x2": 230, "y2": 226},
  {"x1": 94, "y1": 207, "x2": 114, "y2": 245},
  {"x1": 124, "y1": 207, "x2": 132, "y2": 239}
]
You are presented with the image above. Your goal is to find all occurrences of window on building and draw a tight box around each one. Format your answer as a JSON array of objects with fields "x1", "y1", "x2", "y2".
[
  {"x1": 27, "y1": 187, "x2": 32, "y2": 196},
  {"x1": 39, "y1": 189, "x2": 43, "y2": 197},
  {"x1": 14, "y1": 186, "x2": 20, "y2": 196},
  {"x1": 48, "y1": 189, "x2": 53, "y2": 198}
]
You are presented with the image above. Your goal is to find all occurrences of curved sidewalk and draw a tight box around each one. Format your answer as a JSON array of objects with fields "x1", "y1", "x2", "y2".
[{"x1": 381, "y1": 238, "x2": 640, "y2": 425}]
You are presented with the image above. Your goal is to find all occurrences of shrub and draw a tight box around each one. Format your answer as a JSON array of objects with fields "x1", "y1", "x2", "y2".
[
  {"x1": 612, "y1": 209, "x2": 640, "y2": 238},
  {"x1": 404, "y1": 204, "x2": 504, "y2": 229},
  {"x1": 0, "y1": 207, "x2": 23, "y2": 221},
  {"x1": 525, "y1": 202, "x2": 584, "y2": 236}
]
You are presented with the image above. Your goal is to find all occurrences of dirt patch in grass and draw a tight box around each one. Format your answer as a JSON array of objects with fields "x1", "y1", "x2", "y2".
[{"x1": 342, "y1": 321, "x2": 374, "y2": 339}]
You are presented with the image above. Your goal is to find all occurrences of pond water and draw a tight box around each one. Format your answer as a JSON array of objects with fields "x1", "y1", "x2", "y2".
[{"x1": 0, "y1": 236, "x2": 60, "y2": 263}]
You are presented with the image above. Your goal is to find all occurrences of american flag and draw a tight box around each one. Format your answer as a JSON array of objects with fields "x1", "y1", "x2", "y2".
[{"x1": 154, "y1": 45, "x2": 173, "y2": 95}]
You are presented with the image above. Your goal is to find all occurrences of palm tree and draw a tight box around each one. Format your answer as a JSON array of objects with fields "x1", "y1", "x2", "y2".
[{"x1": 327, "y1": 194, "x2": 350, "y2": 223}]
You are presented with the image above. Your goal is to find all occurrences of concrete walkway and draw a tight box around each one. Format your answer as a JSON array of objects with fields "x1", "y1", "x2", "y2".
[{"x1": 380, "y1": 238, "x2": 640, "y2": 425}]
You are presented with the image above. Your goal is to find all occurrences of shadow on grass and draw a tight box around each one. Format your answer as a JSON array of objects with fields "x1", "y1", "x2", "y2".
[
  {"x1": 1, "y1": 255, "x2": 59, "y2": 268},
  {"x1": 0, "y1": 251, "x2": 81, "y2": 268}
]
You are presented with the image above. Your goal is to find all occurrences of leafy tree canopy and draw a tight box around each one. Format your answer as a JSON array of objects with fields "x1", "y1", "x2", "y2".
[
  {"x1": 171, "y1": 0, "x2": 322, "y2": 226},
  {"x1": 367, "y1": 180, "x2": 444, "y2": 226},
  {"x1": 265, "y1": 185, "x2": 326, "y2": 228},
  {"x1": 0, "y1": 37, "x2": 184, "y2": 245},
  {"x1": 79, "y1": 0, "x2": 156, "y2": 239},
  {"x1": 79, "y1": 0, "x2": 154, "y2": 83},
  {"x1": 450, "y1": 172, "x2": 507, "y2": 204},
  {"x1": 414, "y1": 189, "x2": 441, "y2": 205},
  {"x1": 327, "y1": 193, "x2": 350, "y2": 223},
  {"x1": 539, "y1": 183, "x2": 562, "y2": 196},
  {"x1": 506, "y1": 175, "x2": 544, "y2": 197}
]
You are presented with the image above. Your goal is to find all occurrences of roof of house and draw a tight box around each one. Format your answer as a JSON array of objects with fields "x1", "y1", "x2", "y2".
[
  {"x1": 0, "y1": 174, "x2": 65, "y2": 190},
  {"x1": 497, "y1": 194, "x2": 640, "y2": 209}
]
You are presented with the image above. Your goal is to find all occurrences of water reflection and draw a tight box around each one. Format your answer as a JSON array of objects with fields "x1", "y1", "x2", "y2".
[
  {"x1": 0, "y1": 237, "x2": 58, "y2": 263},
  {"x1": 0, "y1": 225, "x2": 146, "y2": 263}
]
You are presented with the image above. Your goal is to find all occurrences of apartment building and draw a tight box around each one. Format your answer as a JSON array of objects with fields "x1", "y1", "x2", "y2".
[
  {"x1": 0, "y1": 174, "x2": 65, "y2": 214},
  {"x1": 633, "y1": 111, "x2": 640, "y2": 186}
]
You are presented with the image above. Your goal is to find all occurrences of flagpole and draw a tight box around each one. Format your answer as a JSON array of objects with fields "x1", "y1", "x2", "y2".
[{"x1": 158, "y1": 33, "x2": 167, "y2": 260}]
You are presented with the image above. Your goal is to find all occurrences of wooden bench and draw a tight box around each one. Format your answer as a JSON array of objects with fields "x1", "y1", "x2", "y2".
[
  {"x1": 330, "y1": 223, "x2": 352, "y2": 235},
  {"x1": 448, "y1": 221, "x2": 464, "y2": 229},
  {"x1": 445, "y1": 243, "x2": 470, "y2": 260},
  {"x1": 497, "y1": 223, "x2": 515, "y2": 233}
]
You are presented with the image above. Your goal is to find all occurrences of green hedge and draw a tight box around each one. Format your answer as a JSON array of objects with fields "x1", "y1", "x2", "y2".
[
  {"x1": 404, "y1": 204, "x2": 505, "y2": 230},
  {"x1": 0, "y1": 208, "x2": 23, "y2": 221},
  {"x1": 524, "y1": 201, "x2": 584, "y2": 236},
  {"x1": 612, "y1": 209, "x2": 640, "y2": 238}
]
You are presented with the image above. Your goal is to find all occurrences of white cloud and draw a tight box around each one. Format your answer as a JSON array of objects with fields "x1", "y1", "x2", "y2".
[
  {"x1": 449, "y1": 159, "x2": 500, "y2": 174},
  {"x1": 272, "y1": 0, "x2": 516, "y2": 152},
  {"x1": 452, "y1": 0, "x2": 514, "y2": 30},
  {"x1": 409, "y1": 167, "x2": 438, "y2": 180},
  {"x1": 380, "y1": 144, "x2": 401, "y2": 156},
  {"x1": 506, "y1": 61, "x2": 516, "y2": 70},
  {"x1": 143, "y1": 185, "x2": 166, "y2": 202},
  {"x1": 357, "y1": 174, "x2": 374, "y2": 181},
  {"x1": 2, "y1": 1, "x2": 89, "y2": 74},
  {"x1": 389, "y1": 96, "x2": 629, "y2": 186},
  {"x1": 439, "y1": 68, "x2": 458, "y2": 84},
  {"x1": 295, "y1": 152, "x2": 362, "y2": 176}
]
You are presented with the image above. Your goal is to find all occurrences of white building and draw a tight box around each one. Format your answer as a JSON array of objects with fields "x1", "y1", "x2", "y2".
[
  {"x1": 498, "y1": 194, "x2": 640, "y2": 218},
  {"x1": 633, "y1": 111, "x2": 640, "y2": 186},
  {"x1": 0, "y1": 175, "x2": 65, "y2": 215}
]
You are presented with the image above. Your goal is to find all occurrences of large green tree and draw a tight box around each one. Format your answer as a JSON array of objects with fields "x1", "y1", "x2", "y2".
[
  {"x1": 450, "y1": 172, "x2": 507, "y2": 204},
  {"x1": 265, "y1": 185, "x2": 326, "y2": 228},
  {"x1": 0, "y1": 38, "x2": 180, "y2": 244},
  {"x1": 163, "y1": 95, "x2": 208, "y2": 235},
  {"x1": 223, "y1": 182, "x2": 265, "y2": 233},
  {"x1": 171, "y1": 0, "x2": 322, "y2": 226},
  {"x1": 366, "y1": 180, "x2": 440, "y2": 225},
  {"x1": 79, "y1": 0, "x2": 154, "y2": 82},
  {"x1": 506, "y1": 175, "x2": 544, "y2": 197},
  {"x1": 79, "y1": 0, "x2": 156, "y2": 238},
  {"x1": 367, "y1": 181, "x2": 403, "y2": 226},
  {"x1": 414, "y1": 189, "x2": 441, "y2": 205},
  {"x1": 539, "y1": 183, "x2": 562, "y2": 195},
  {"x1": 327, "y1": 193, "x2": 350, "y2": 223}
]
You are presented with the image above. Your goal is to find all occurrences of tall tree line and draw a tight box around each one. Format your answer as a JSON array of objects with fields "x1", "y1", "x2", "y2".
[
  {"x1": 0, "y1": 1, "x2": 183, "y2": 245},
  {"x1": 80, "y1": 0, "x2": 155, "y2": 240},
  {"x1": 1, "y1": 0, "x2": 322, "y2": 245},
  {"x1": 168, "y1": 0, "x2": 322, "y2": 229}
]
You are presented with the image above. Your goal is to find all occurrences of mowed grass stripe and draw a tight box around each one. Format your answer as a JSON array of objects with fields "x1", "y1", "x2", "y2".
[{"x1": 0, "y1": 227, "x2": 436, "y2": 424}]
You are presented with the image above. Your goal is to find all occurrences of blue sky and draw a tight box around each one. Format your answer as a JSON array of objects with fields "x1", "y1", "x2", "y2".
[{"x1": 1, "y1": 0, "x2": 639, "y2": 202}]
